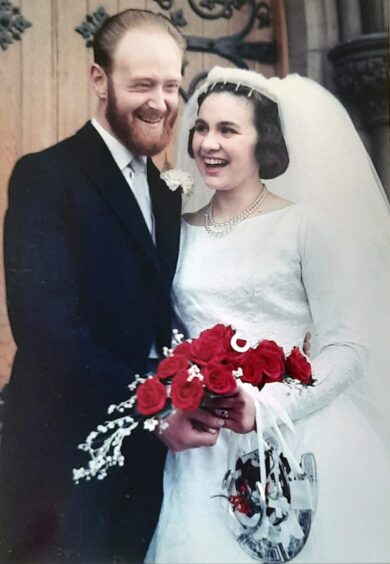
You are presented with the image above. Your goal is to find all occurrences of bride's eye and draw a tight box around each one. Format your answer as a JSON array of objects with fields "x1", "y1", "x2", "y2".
[
  {"x1": 220, "y1": 126, "x2": 236, "y2": 136},
  {"x1": 194, "y1": 122, "x2": 208, "y2": 134}
]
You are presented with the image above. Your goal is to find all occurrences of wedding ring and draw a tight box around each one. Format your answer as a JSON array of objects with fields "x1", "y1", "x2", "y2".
[{"x1": 219, "y1": 409, "x2": 229, "y2": 419}]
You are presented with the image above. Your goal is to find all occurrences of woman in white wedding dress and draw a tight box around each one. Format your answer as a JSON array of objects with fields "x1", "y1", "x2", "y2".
[{"x1": 146, "y1": 67, "x2": 390, "y2": 563}]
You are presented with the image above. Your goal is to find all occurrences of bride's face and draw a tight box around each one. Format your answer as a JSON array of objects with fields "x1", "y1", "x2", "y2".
[{"x1": 192, "y1": 92, "x2": 259, "y2": 193}]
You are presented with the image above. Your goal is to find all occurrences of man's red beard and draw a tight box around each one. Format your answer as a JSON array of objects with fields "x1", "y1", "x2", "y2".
[{"x1": 106, "y1": 79, "x2": 177, "y2": 157}]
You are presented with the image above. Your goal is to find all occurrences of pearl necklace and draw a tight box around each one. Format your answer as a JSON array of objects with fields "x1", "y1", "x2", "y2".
[{"x1": 204, "y1": 184, "x2": 268, "y2": 238}]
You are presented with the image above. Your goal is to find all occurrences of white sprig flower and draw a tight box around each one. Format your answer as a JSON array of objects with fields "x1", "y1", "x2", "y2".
[
  {"x1": 144, "y1": 417, "x2": 159, "y2": 431},
  {"x1": 158, "y1": 419, "x2": 170, "y2": 433},
  {"x1": 172, "y1": 329, "x2": 185, "y2": 346},
  {"x1": 187, "y1": 364, "x2": 204, "y2": 382},
  {"x1": 160, "y1": 169, "x2": 194, "y2": 195},
  {"x1": 233, "y1": 367, "x2": 243, "y2": 379}
]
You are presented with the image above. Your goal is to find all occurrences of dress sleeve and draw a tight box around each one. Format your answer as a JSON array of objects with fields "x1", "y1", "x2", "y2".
[{"x1": 254, "y1": 207, "x2": 368, "y2": 422}]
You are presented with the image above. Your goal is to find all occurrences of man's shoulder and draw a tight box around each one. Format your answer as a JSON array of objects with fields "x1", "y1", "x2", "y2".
[
  {"x1": 9, "y1": 122, "x2": 103, "y2": 197},
  {"x1": 12, "y1": 122, "x2": 110, "y2": 188},
  {"x1": 17, "y1": 122, "x2": 94, "y2": 166}
]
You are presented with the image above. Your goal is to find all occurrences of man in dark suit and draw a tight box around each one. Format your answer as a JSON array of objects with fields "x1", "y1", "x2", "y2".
[{"x1": 0, "y1": 9, "x2": 224, "y2": 563}]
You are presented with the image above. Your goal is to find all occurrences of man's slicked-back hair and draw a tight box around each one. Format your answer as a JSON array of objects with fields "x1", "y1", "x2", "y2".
[{"x1": 93, "y1": 8, "x2": 187, "y2": 73}]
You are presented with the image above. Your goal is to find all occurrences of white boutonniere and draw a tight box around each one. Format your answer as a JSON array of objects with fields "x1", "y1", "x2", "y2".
[{"x1": 160, "y1": 169, "x2": 194, "y2": 196}]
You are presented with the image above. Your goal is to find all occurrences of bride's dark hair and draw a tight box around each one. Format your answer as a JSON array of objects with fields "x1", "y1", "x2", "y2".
[{"x1": 188, "y1": 81, "x2": 289, "y2": 179}]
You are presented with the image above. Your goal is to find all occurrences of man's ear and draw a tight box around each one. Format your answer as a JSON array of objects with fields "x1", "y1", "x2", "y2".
[{"x1": 91, "y1": 63, "x2": 108, "y2": 101}]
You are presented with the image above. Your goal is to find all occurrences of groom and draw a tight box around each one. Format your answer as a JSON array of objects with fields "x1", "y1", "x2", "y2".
[{"x1": 0, "y1": 9, "x2": 225, "y2": 563}]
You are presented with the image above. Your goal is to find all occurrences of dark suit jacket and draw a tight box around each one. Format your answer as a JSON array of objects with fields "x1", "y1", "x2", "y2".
[{"x1": 0, "y1": 122, "x2": 181, "y2": 561}]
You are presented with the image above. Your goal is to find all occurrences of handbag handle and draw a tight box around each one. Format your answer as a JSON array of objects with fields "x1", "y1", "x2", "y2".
[{"x1": 255, "y1": 398, "x2": 304, "y2": 479}]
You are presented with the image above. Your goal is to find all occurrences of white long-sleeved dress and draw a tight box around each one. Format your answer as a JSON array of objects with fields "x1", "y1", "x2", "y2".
[{"x1": 146, "y1": 204, "x2": 390, "y2": 563}]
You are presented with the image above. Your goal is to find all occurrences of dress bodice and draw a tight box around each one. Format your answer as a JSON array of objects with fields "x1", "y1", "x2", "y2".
[{"x1": 173, "y1": 204, "x2": 311, "y2": 351}]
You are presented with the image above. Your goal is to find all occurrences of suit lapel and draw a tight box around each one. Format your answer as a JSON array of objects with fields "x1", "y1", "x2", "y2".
[
  {"x1": 148, "y1": 159, "x2": 182, "y2": 289},
  {"x1": 67, "y1": 123, "x2": 160, "y2": 272}
]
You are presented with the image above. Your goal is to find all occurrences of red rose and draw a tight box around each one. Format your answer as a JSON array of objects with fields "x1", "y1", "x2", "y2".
[
  {"x1": 190, "y1": 338, "x2": 225, "y2": 365},
  {"x1": 190, "y1": 324, "x2": 235, "y2": 365},
  {"x1": 222, "y1": 347, "x2": 244, "y2": 371},
  {"x1": 224, "y1": 331, "x2": 258, "y2": 371},
  {"x1": 255, "y1": 340, "x2": 285, "y2": 383},
  {"x1": 239, "y1": 349, "x2": 265, "y2": 387},
  {"x1": 203, "y1": 363, "x2": 237, "y2": 395},
  {"x1": 157, "y1": 355, "x2": 189, "y2": 381},
  {"x1": 222, "y1": 334, "x2": 248, "y2": 369},
  {"x1": 136, "y1": 377, "x2": 167, "y2": 416},
  {"x1": 199, "y1": 324, "x2": 235, "y2": 346},
  {"x1": 285, "y1": 347, "x2": 312, "y2": 385},
  {"x1": 173, "y1": 340, "x2": 193, "y2": 360},
  {"x1": 171, "y1": 370, "x2": 205, "y2": 412}
]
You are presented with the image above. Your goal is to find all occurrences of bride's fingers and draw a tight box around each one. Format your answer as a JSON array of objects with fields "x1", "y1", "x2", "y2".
[
  {"x1": 191, "y1": 407, "x2": 226, "y2": 429},
  {"x1": 190, "y1": 419, "x2": 220, "y2": 434},
  {"x1": 222, "y1": 410, "x2": 256, "y2": 433},
  {"x1": 212, "y1": 408, "x2": 230, "y2": 420}
]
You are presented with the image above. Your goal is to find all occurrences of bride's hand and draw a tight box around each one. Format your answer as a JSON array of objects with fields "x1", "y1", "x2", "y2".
[
  {"x1": 203, "y1": 386, "x2": 256, "y2": 434},
  {"x1": 156, "y1": 408, "x2": 226, "y2": 452}
]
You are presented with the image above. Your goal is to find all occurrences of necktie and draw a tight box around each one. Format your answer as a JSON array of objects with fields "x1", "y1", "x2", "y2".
[
  {"x1": 129, "y1": 158, "x2": 158, "y2": 358},
  {"x1": 129, "y1": 158, "x2": 154, "y2": 239}
]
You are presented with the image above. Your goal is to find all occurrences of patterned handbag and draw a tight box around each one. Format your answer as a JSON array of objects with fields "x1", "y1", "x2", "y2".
[{"x1": 220, "y1": 401, "x2": 318, "y2": 563}]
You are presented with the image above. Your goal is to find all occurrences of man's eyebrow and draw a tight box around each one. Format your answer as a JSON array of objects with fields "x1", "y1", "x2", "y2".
[
  {"x1": 128, "y1": 77, "x2": 153, "y2": 83},
  {"x1": 127, "y1": 75, "x2": 181, "y2": 83}
]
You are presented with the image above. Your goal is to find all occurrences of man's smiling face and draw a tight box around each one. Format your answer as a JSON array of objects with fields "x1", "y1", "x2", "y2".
[{"x1": 105, "y1": 27, "x2": 182, "y2": 157}]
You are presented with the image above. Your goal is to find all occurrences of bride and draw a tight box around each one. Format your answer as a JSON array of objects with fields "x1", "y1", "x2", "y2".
[{"x1": 146, "y1": 66, "x2": 390, "y2": 563}]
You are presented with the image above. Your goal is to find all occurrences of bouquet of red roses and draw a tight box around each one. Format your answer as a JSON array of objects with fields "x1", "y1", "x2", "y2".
[{"x1": 73, "y1": 324, "x2": 313, "y2": 483}]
